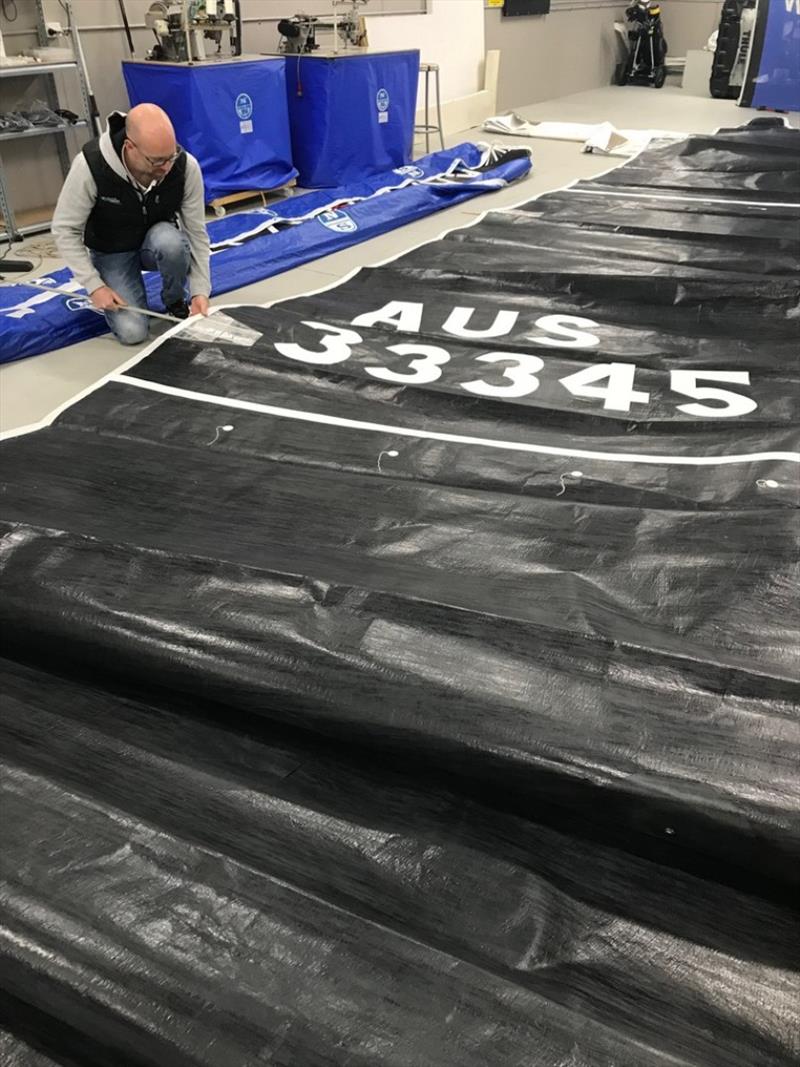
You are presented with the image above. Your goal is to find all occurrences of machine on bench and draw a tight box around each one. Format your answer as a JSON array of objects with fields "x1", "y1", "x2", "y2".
[
  {"x1": 144, "y1": 0, "x2": 243, "y2": 62},
  {"x1": 277, "y1": 0, "x2": 368, "y2": 55}
]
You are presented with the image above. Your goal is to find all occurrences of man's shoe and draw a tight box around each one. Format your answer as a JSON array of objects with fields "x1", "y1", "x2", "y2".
[{"x1": 165, "y1": 300, "x2": 190, "y2": 320}]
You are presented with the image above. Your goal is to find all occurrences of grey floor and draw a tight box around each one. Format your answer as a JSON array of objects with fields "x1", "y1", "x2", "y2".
[{"x1": 1, "y1": 82, "x2": 791, "y2": 434}]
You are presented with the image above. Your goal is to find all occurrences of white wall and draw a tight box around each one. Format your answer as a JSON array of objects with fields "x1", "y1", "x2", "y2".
[
  {"x1": 485, "y1": 0, "x2": 724, "y2": 113},
  {"x1": 661, "y1": 0, "x2": 722, "y2": 56},
  {"x1": 485, "y1": 3, "x2": 628, "y2": 111},
  {"x1": 365, "y1": 0, "x2": 486, "y2": 102}
]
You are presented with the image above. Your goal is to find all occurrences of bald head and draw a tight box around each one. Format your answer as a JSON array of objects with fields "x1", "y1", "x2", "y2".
[
  {"x1": 126, "y1": 103, "x2": 176, "y2": 155},
  {"x1": 123, "y1": 104, "x2": 178, "y2": 184}
]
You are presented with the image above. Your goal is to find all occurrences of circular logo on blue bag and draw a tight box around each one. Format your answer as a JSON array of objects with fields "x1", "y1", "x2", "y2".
[
  {"x1": 235, "y1": 93, "x2": 253, "y2": 120},
  {"x1": 318, "y1": 209, "x2": 358, "y2": 234},
  {"x1": 376, "y1": 88, "x2": 390, "y2": 112},
  {"x1": 394, "y1": 165, "x2": 424, "y2": 179},
  {"x1": 66, "y1": 296, "x2": 95, "y2": 313}
]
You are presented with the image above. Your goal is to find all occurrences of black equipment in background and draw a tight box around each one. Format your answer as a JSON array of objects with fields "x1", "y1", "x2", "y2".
[
  {"x1": 502, "y1": 0, "x2": 551, "y2": 16},
  {"x1": 710, "y1": 0, "x2": 757, "y2": 99},
  {"x1": 615, "y1": 1, "x2": 668, "y2": 89},
  {"x1": 0, "y1": 259, "x2": 34, "y2": 277}
]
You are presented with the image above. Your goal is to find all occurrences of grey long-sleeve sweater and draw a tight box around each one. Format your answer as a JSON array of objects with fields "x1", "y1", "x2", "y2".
[{"x1": 51, "y1": 111, "x2": 211, "y2": 299}]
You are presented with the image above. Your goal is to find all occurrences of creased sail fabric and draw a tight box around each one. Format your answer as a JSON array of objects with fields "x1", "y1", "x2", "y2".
[{"x1": 0, "y1": 121, "x2": 798, "y2": 1066}]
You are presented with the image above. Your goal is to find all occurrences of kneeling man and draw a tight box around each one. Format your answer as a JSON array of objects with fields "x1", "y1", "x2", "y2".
[{"x1": 53, "y1": 103, "x2": 210, "y2": 345}]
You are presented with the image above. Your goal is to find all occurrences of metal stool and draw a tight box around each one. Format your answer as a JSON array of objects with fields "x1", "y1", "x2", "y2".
[{"x1": 415, "y1": 62, "x2": 444, "y2": 153}]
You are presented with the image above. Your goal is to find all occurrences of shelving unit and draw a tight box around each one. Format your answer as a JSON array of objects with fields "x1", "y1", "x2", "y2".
[
  {"x1": 0, "y1": 0, "x2": 95, "y2": 242},
  {"x1": 0, "y1": 120, "x2": 88, "y2": 143}
]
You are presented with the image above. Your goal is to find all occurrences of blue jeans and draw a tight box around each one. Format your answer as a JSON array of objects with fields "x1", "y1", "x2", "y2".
[{"x1": 90, "y1": 222, "x2": 191, "y2": 345}]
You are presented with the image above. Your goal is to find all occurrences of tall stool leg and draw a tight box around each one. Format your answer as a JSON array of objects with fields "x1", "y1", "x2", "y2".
[
  {"x1": 435, "y1": 65, "x2": 444, "y2": 150},
  {"x1": 424, "y1": 67, "x2": 431, "y2": 155}
]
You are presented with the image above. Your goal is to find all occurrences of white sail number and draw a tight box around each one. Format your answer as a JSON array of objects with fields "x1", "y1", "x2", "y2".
[{"x1": 274, "y1": 309, "x2": 757, "y2": 418}]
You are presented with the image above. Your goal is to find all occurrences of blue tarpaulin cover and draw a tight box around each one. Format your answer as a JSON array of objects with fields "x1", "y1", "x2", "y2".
[
  {"x1": 0, "y1": 144, "x2": 531, "y2": 365},
  {"x1": 284, "y1": 50, "x2": 420, "y2": 188},
  {"x1": 739, "y1": 0, "x2": 800, "y2": 111},
  {"x1": 122, "y1": 58, "x2": 297, "y2": 202}
]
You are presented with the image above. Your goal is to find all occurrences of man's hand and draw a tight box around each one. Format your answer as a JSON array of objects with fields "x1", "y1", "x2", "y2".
[
  {"x1": 90, "y1": 285, "x2": 127, "y2": 312},
  {"x1": 190, "y1": 295, "x2": 210, "y2": 317}
]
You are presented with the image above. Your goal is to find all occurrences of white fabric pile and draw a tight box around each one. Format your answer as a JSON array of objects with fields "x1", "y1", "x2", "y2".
[{"x1": 481, "y1": 112, "x2": 685, "y2": 157}]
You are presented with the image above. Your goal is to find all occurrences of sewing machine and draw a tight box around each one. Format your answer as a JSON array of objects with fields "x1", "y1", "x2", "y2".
[
  {"x1": 277, "y1": 1, "x2": 369, "y2": 55},
  {"x1": 144, "y1": 0, "x2": 242, "y2": 62}
]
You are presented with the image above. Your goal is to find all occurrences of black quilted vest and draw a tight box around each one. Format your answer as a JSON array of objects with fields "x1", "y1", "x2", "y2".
[{"x1": 82, "y1": 119, "x2": 187, "y2": 253}]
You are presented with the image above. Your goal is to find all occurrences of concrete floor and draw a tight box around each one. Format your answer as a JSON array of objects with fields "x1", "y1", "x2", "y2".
[{"x1": 1, "y1": 83, "x2": 791, "y2": 434}]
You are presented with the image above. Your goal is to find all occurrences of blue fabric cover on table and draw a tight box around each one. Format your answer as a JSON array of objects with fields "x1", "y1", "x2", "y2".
[
  {"x1": 284, "y1": 51, "x2": 419, "y2": 188},
  {"x1": 122, "y1": 59, "x2": 297, "y2": 202}
]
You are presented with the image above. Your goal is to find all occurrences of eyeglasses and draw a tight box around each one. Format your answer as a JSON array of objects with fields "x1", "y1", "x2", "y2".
[{"x1": 127, "y1": 138, "x2": 180, "y2": 168}]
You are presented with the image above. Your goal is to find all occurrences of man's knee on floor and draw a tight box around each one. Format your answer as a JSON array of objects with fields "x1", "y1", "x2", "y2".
[{"x1": 111, "y1": 311, "x2": 149, "y2": 346}]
